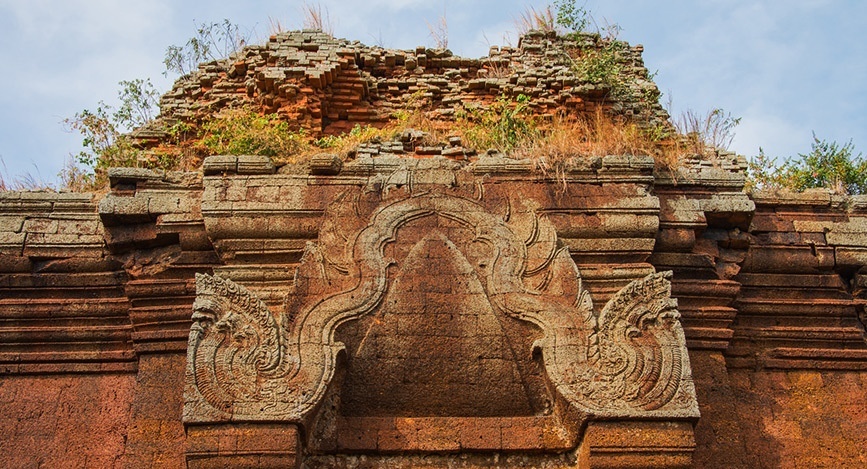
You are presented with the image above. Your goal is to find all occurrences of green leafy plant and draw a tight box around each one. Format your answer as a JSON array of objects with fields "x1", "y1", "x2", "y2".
[
  {"x1": 547, "y1": 1, "x2": 629, "y2": 99},
  {"x1": 748, "y1": 134, "x2": 867, "y2": 195},
  {"x1": 199, "y1": 109, "x2": 310, "y2": 159},
  {"x1": 115, "y1": 79, "x2": 160, "y2": 128},
  {"x1": 315, "y1": 134, "x2": 342, "y2": 149},
  {"x1": 458, "y1": 94, "x2": 539, "y2": 153},
  {"x1": 163, "y1": 19, "x2": 245, "y2": 76},
  {"x1": 62, "y1": 106, "x2": 141, "y2": 189},
  {"x1": 553, "y1": 0, "x2": 590, "y2": 34},
  {"x1": 746, "y1": 149, "x2": 779, "y2": 192},
  {"x1": 62, "y1": 79, "x2": 163, "y2": 188},
  {"x1": 572, "y1": 37, "x2": 627, "y2": 91}
]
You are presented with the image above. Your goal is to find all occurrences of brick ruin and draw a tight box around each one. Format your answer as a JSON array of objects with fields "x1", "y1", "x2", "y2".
[
  {"x1": 1, "y1": 30, "x2": 867, "y2": 468},
  {"x1": 135, "y1": 29, "x2": 666, "y2": 154}
]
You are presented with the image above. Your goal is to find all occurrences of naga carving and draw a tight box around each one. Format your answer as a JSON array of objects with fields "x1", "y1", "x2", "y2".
[{"x1": 184, "y1": 190, "x2": 698, "y2": 424}]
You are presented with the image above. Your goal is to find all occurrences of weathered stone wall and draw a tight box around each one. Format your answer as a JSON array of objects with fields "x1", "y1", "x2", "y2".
[
  {"x1": 2, "y1": 154, "x2": 866, "y2": 468},
  {"x1": 3, "y1": 28, "x2": 867, "y2": 469},
  {"x1": 0, "y1": 192, "x2": 135, "y2": 468},
  {"x1": 0, "y1": 374, "x2": 135, "y2": 468}
]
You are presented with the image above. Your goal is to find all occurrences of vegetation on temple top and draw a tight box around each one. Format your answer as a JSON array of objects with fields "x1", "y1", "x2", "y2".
[
  {"x1": 748, "y1": 134, "x2": 867, "y2": 195},
  {"x1": 163, "y1": 20, "x2": 247, "y2": 77},
  {"x1": 37, "y1": 0, "x2": 863, "y2": 196}
]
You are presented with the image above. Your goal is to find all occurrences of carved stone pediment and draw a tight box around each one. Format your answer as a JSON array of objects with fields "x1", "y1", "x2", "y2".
[{"x1": 184, "y1": 187, "x2": 699, "y2": 435}]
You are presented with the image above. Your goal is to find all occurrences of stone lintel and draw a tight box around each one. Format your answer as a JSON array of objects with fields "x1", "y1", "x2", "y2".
[
  {"x1": 578, "y1": 420, "x2": 696, "y2": 469},
  {"x1": 185, "y1": 423, "x2": 301, "y2": 469}
]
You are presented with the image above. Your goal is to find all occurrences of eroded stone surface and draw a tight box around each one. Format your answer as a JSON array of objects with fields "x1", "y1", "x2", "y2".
[
  {"x1": 183, "y1": 159, "x2": 698, "y2": 469},
  {"x1": 2, "y1": 30, "x2": 867, "y2": 468},
  {"x1": 4, "y1": 149, "x2": 867, "y2": 468}
]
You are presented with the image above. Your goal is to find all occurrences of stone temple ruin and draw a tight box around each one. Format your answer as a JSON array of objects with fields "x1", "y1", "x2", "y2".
[{"x1": 1, "y1": 30, "x2": 866, "y2": 468}]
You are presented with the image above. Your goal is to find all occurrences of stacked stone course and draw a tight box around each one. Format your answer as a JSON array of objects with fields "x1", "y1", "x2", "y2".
[
  {"x1": 3, "y1": 151, "x2": 866, "y2": 467},
  {"x1": 143, "y1": 29, "x2": 664, "y2": 148},
  {"x1": 1, "y1": 29, "x2": 866, "y2": 469}
]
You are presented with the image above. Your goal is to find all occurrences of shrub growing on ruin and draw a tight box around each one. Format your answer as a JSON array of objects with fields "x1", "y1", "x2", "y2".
[
  {"x1": 547, "y1": 2, "x2": 633, "y2": 101},
  {"x1": 553, "y1": 0, "x2": 590, "y2": 34},
  {"x1": 748, "y1": 134, "x2": 867, "y2": 195},
  {"x1": 199, "y1": 109, "x2": 311, "y2": 160},
  {"x1": 62, "y1": 79, "x2": 161, "y2": 188},
  {"x1": 571, "y1": 35, "x2": 628, "y2": 93},
  {"x1": 456, "y1": 94, "x2": 539, "y2": 154},
  {"x1": 62, "y1": 19, "x2": 247, "y2": 190},
  {"x1": 55, "y1": 3, "x2": 755, "y2": 191},
  {"x1": 163, "y1": 20, "x2": 246, "y2": 77}
]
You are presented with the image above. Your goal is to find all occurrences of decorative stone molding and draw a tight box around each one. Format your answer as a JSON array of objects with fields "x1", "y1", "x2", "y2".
[
  {"x1": 0, "y1": 191, "x2": 133, "y2": 374},
  {"x1": 184, "y1": 190, "x2": 698, "y2": 427}
]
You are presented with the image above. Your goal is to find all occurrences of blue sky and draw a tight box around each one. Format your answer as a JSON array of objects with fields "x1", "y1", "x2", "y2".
[{"x1": 1, "y1": 0, "x2": 864, "y2": 184}]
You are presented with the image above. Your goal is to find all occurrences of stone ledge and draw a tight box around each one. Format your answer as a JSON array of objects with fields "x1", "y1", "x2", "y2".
[
  {"x1": 578, "y1": 421, "x2": 696, "y2": 469},
  {"x1": 185, "y1": 423, "x2": 301, "y2": 469},
  {"x1": 203, "y1": 155, "x2": 276, "y2": 176},
  {"x1": 330, "y1": 416, "x2": 576, "y2": 453}
]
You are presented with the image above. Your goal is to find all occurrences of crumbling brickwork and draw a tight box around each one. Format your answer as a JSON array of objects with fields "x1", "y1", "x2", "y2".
[
  {"x1": 2, "y1": 30, "x2": 866, "y2": 469},
  {"x1": 136, "y1": 29, "x2": 665, "y2": 149}
]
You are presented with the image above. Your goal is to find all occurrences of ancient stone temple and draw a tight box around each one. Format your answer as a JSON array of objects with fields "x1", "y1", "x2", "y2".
[{"x1": 1, "y1": 30, "x2": 866, "y2": 468}]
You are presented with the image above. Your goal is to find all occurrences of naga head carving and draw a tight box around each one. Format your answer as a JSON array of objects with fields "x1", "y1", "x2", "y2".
[{"x1": 184, "y1": 192, "x2": 698, "y2": 426}]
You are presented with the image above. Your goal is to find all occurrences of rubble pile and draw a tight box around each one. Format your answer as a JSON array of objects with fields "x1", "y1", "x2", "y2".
[{"x1": 141, "y1": 29, "x2": 665, "y2": 148}]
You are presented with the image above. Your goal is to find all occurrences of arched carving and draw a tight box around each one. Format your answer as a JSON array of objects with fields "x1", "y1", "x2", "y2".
[{"x1": 184, "y1": 191, "x2": 698, "y2": 424}]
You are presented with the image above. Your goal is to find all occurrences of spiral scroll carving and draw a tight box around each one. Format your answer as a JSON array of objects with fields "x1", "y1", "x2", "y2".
[{"x1": 184, "y1": 190, "x2": 698, "y2": 424}]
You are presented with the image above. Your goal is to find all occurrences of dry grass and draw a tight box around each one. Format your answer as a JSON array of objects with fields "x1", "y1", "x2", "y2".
[
  {"x1": 512, "y1": 109, "x2": 674, "y2": 173},
  {"x1": 93, "y1": 101, "x2": 708, "y2": 186},
  {"x1": 268, "y1": 16, "x2": 285, "y2": 35},
  {"x1": 311, "y1": 125, "x2": 387, "y2": 156},
  {"x1": 0, "y1": 157, "x2": 56, "y2": 192},
  {"x1": 0, "y1": 158, "x2": 7, "y2": 192},
  {"x1": 314, "y1": 102, "x2": 687, "y2": 175},
  {"x1": 479, "y1": 55, "x2": 514, "y2": 79},
  {"x1": 427, "y1": 11, "x2": 449, "y2": 49},
  {"x1": 452, "y1": 104, "x2": 687, "y2": 177},
  {"x1": 673, "y1": 108, "x2": 740, "y2": 154},
  {"x1": 301, "y1": 2, "x2": 333, "y2": 35},
  {"x1": 393, "y1": 111, "x2": 452, "y2": 145},
  {"x1": 531, "y1": 113, "x2": 652, "y2": 157},
  {"x1": 57, "y1": 156, "x2": 92, "y2": 192},
  {"x1": 304, "y1": 111, "x2": 447, "y2": 159},
  {"x1": 514, "y1": 5, "x2": 557, "y2": 35}
]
